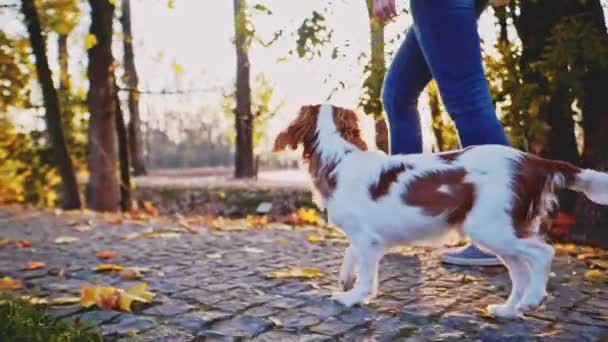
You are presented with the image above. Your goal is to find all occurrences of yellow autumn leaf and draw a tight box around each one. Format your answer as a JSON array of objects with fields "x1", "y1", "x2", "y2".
[
  {"x1": 80, "y1": 285, "x2": 120, "y2": 309},
  {"x1": 108, "y1": 0, "x2": 117, "y2": 5},
  {"x1": 172, "y1": 63, "x2": 184, "y2": 74},
  {"x1": 0, "y1": 236, "x2": 10, "y2": 247},
  {"x1": 267, "y1": 267, "x2": 325, "y2": 280},
  {"x1": 307, "y1": 235, "x2": 325, "y2": 244},
  {"x1": 0, "y1": 276, "x2": 22, "y2": 291},
  {"x1": 167, "y1": 0, "x2": 175, "y2": 9},
  {"x1": 94, "y1": 263, "x2": 124, "y2": 272},
  {"x1": 84, "y1": 34, "x2": 98, "y2": 50},
  {"x1": 584, "y1": 269, "x2": 608, "y2": 283},
  {"x1": 116, "y1": 283, "x2": 155, "y2": 312},
  {"x1": 297, "y1": 208, "x2": 320, "y2": 225}
]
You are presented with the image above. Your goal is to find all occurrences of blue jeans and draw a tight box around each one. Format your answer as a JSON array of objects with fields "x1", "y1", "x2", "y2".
[{"x1": 382, "y1": 0, "x2": 509, "y2": 154}]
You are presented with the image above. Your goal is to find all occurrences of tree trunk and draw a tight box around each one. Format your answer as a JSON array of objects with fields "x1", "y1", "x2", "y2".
[
  {"x1": 573, "y1": 0, "x2": 608, "y2": 247},
  {"x1": 58, "y1": 34, "x2": 70, "y2": 91},
  {"x1": 86, "y1": 0, "x2": 120, "y2": 212},
  {"x1": 114, "y1": 86, "x2": 132, "y2": 212},
  {"x1": 21, "y1": 0, "x2": 82, "y2": 210},
  {"x1": 120, "y1": 0, "x2": 147, "y2": 176},
  {"x1": 233, "y1": 0, "x2": 255, "y2": 178},
  {"x1": 365, "y1": 0, "x2": 388, "y2": 153}
]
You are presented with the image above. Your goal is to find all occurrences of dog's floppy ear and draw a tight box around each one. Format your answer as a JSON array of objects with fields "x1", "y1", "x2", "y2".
[
  {"x1": 333, "y1": 107, "x2": 368, "y2": 151},
  {"x1": 273, "y1": 105, "x2": 319, "y2": 154}
]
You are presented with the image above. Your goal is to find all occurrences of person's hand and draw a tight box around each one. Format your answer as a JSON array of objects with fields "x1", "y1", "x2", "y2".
[
  {"x1": 373, "y1": 0, "x2": 397, "y2": 24},
  {"x1": 493, "y1": 0, "x2": 511, "y2": 7}
]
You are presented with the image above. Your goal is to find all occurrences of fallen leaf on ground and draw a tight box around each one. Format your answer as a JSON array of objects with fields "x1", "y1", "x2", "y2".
[
  {"x1": 297, "y1": 208, "x2": 320, "y2": 225},
  {"x1": 267, "y1": 267, "x2": 325, "y2": 280},
  {"x1": 589, "y1": 259, "x2": 608, "y2": 270},
  {"x1": 96, "y1": 251, "x2": 118, "y2": 259},
  {"x1": 307, "y1": 235, "x2": 325, "y2": 244},
  {"x1": 22, "y1": 296, "x2": 80, "y2": 306},
  {"x1": 80, "y1": 283, "x2": 155, "y2": 312},
  {"x1": 26, "y1": 261, "x2": 46, "y2": 270},
  {"x1": 211, "y1": 218, "x2": 248, "y2": 231},
  {"x1": 119, "y1": 268, "x2": 143, "y2": 280},
  {"x1": 16, "y1": 240, "x2": 32, "y2": 248},
  {"x1": 246, "y1": 215, "x2": 268, "y2": 228},
  {"x1": 0, "y1": 236, "x2": 11, "y2": 247},
  {"x1": 94, "y1": 263, "x2": 124, "y2": 272},
  {"x1": 584, "y1": 269, "x2": 608, "y2": 283},
  {"x1": 54, "y1": 236, "x2": 79, "y2": 244},
  {"x1": 0, "y1": 276, "x2": 22, "y2": 291},
  {"x1": 142, "y1": 201, "x2": 159, "y2": 217}
]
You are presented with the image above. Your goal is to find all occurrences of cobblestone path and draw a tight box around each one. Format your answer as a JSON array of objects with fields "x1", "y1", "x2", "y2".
[{"x1": 0, "y1": 207, "x2": 607, "y2": 341}]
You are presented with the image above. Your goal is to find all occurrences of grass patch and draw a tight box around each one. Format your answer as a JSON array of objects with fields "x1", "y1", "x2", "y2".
[{"x1": 0, "y1": 294, "x2": 102, "y2": 342}]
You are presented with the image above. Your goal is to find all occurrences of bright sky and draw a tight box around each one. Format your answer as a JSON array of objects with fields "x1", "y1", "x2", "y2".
[
  {"x1": 126, "y1": 0, "x2": 503, "y2": 151},
  {"x1": 0, "y1": 1, "x2": 513, "y2": 152}
]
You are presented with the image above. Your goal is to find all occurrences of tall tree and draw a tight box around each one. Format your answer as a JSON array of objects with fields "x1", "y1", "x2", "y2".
[
  {"x1": 86, "y1": 0, "x2": 120, "y2": 211},
  {"x1": 233, "y1": 0, "x2": 255, "y2": 178},
  {"x1": 114, "y1": 87, "x2": 132, "y2": 211},
  {"x1": 120, "y1": 0, "x2": 147, "y2": 175},
  {"x1": 573, "y1": 0, "x2": 608, "y2": 246},
  {"x1": 364, "y1": 0, "x2": 388, "y2": 153},
  {"x1": 21, "y1": 0, "x2": 81, "y2": 209}
]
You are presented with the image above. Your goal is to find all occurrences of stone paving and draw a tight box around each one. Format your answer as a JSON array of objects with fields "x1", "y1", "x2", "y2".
[{"x1": 1, "y1": 206, "x2": 607, "y2": 341}]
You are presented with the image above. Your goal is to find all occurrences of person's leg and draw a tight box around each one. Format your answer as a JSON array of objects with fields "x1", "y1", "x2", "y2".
[
  {"x1": 382, "y1": 29, "x2": 432, "y2": 155},
  {"x1": 410, "y1": 0, "x2": 509, "y2": 147},
  {"x1": 410, "y1": 0, "x2": 507, "y2": 265}
]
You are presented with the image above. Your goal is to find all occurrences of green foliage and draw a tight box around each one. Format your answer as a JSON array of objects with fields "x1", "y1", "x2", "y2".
[
  {"x1": 0, "y1": 294, "x2": 102, "y2": 342},
  {"x1": 485, "y1": 42, "x2": 551, "y2": 150},
  {"x1": 294, "y1": 10, "x2": 333, "y2": 60},
  {"x1": 223, "y1": 74, "x2": 283, "y2": 148},
  {"x1": 534, "y1": 13, "x2": 608, "y2": 96}
]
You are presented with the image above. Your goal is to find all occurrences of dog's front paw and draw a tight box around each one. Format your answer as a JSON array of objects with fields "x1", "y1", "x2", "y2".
[
  {"x1": 339, "y1": 274, "x2": 356, "y2": 291},
  {"x1": 487, "y1": 304, "x2": 522, "y2": 319},
  {"x1": 330, "y1": 291, "x2": 363, "y2": 307}
]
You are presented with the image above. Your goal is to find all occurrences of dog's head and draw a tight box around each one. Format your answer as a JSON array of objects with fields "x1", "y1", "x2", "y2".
[{"x1": 273, "y1": 104, "x2": 368, "y2": 159}]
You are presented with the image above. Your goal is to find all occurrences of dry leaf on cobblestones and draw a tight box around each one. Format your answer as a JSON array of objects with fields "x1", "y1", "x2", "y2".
[
  {"x1": 22, "y1": 295, "x2": 80, "y2": 306},
  {"x1": 246, "y1": 215, "x2": 269, "y2": 228},
  {"x1": 0, "y1": 236, "x2": 11, "y2": 247},
  {"x1": 80, "y1": 283, "x2": 155, "y2": 312},
  {"x1": 94, "y1": 263, "x2": 124, "y2": 272},
  {"x1": 267, "y1": 267, "x2": 325, "y2": 280},
  {"x1": 16, "y1": 239, "x2": 32, "y2": 248},
  {"x1": 26, "y1": 261, "x2": 46, "y2": 270},
  {"x1": 211, "y1": 218, "x2": 248, "y2": 231},
  {"x1": 0, "y1": 276, "x2": 22, "y2": 291},
  {"x1": 297, "y1": 208, "x2": 320, "y2": 225},
  {"x1": 307, "y1": 235, "x2": 325, "y2": 244},
  {"x1": 584, "y1": 269, "x2": 608, "y2": 283},
  {"x1": 53, "y1": 236, "x2": 79, "y2": 244},
  {"x1": 96, "y1": 251, "x2": 118, "y2": 259},
  {"x1": 119, "y1": 268, "x2": 143, "y2": 280},
  {"x1": 589, "y1": 259, "x2": 608, "y2": 269}
]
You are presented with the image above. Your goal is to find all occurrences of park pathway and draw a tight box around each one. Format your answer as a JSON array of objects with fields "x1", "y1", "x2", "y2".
[{"x1": 0, "y1": 206, "x2": 607, "y2": 341}]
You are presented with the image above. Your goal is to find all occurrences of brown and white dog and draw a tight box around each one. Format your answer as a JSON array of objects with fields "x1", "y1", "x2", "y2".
[{"x1": 273, "y1": 104, "x2": 608, "y2": 318}]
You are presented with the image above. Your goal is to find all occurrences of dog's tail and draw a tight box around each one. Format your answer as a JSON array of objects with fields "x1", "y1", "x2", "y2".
[{"x1": 535, "y1": 157, "x2": 608, "y2": 205}]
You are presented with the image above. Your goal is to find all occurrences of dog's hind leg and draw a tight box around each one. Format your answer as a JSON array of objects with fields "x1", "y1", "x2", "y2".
[
  {"x1": 488, "y1": 255, "x2": 529, "y2": 318},
  {"x1": 339, "y1": 244, "x2": 358, "y2": 291},
  {"x1": 331, "y1": 235, "x2": 383, "y2": 307},
  {"x1": 515, "y1": 238, "x2": 553, "y2": 313}
]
